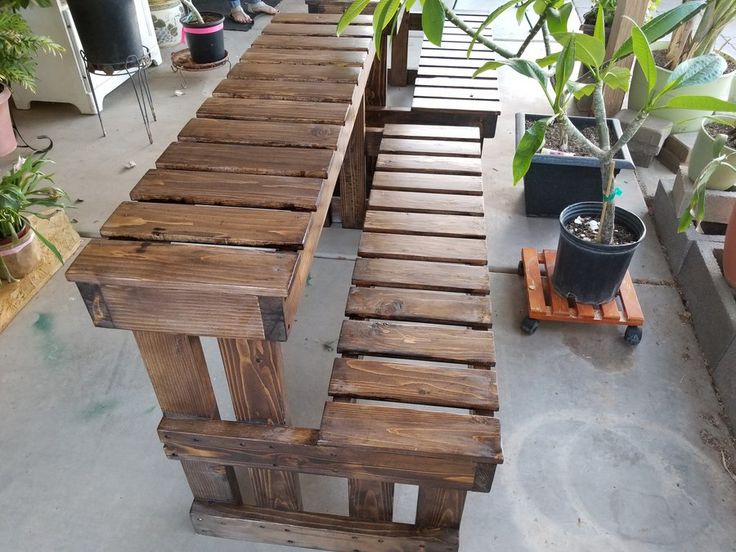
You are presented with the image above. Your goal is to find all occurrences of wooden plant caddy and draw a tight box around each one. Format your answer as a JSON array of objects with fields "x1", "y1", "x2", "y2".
[{"x1": 519, "y1": 248, "x2": 645, "y2": 345}]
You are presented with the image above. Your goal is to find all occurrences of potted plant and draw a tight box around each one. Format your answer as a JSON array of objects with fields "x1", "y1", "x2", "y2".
[
  {"x1": 687, "y1": 115, "x2": 736, "y2": 190},
  {"x1": 0, "y1": 154, "x2": 68, "y2": 284},
  {"x1": 0, "y1": 0, "x2": 61, "y2": 157},
  {"x1": 341, "y1": 0, "x2": 735, "y2": 304},
  {"x1": 581, "y1": 0, "x2": 615, "y2": 40},
  {"x1": 628, "y1": 0, "x2": 736, "y2": 132},
  {"x1": 180, "y1": 0, "x2": 226, "y2": 64}
]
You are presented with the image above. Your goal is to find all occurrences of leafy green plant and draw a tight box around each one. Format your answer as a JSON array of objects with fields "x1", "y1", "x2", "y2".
[
  {"x1": 0, "y1": 154, "x2": 68, "y2": 282},
  {"x1": 584, "y1": 0, "x2": 616, "y2": 27}
]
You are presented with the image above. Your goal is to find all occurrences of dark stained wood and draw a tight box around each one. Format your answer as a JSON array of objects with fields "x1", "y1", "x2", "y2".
[
  {"x1": 131, "y1": 169, "x2": 323, "y2": 211},
  {"x1": 352, "y1": 258, "x2": 490, "y2": 294},
  {"x1": 190, "y1": 501, "x2": 459, "y2": 552},
  {"x1": 214, "y1": 79, "x2": 355, "y2": 103},
  {"x1": 348, "y1": 479, "x2": 394, "y2": 522},
  {"x1": 156, "y1": 142, "x2": 333, "y2": 178},
  {"x1": 364, "y1": 211, "x2": 486, "y2": 238},
  {"x1": 389, "y1": 10, "x2": 409, "y2": 86},
  {"x1": 359, "y1": 233, "x2": 488, "y2": 265},
  {"x1": 375, "y1": 154, "x2": 482, "y2": 176},
  {"x1": 318, "y1": 402, "x2": 502, "y2": 462},
  {"x1": 230, "y1": 62, "x2": 360, "y2": 84},
  {"x1": 75, "y1": 283, "x2": 114, "y2": 328},
  {"x1": 263, "y1": 23, "x2": 373, "y2": 37},
  {"x1": 198, "y1": 97, "x2": 349, "y2": 125},
  {"x1": 382, "y1": 124, "x2": 479, "y2": 142},
  {"x1": 371, "y1": 171, "x2": 482, "y2": 195},
  {"x1": 380, "y1": 138, "x2": 480, "y2": 157},
  {"x1": 368, "y1": 190, "x2": 484, "y2": 216},
  {"x1": 179, "y1": 118, "x2": 342, "y2": 150},
  {"x1": 253, "y1": 34, "x2": 371, "y2": 51},
  {"x1": 337, "y1": 320, "x2": 496, "y2": 366},
  {"x1": 366, "y1": 32, "x2": 387, "y2": 107},
  {"x1": 416, "y1": 488, "x2": 467, "y2": 529},
  {"x1": 329, "y1": 358, "x2": 499, "y2": 410},
  {"x1": 345, "y1": 286, "x2": 491, "y2": 327},
  {"x1": 242, "y1": 48, "x2": 367, "y2": 67},
  {"x1": 101, "y1": 201, "x2": 310, "y2": 249},
  {"x1": 339, "y1": 98, "x2": 366, "y2": 229}
]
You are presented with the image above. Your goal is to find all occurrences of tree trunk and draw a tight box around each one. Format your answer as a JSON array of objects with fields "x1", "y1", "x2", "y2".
[{"x1": 597, "y1": 160, "x2": 617, "y2": 244}]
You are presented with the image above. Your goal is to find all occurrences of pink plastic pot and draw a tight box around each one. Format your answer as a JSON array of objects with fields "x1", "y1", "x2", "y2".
[{"x1": 0, "y1": 87, "x2": 16, "y2": 158}]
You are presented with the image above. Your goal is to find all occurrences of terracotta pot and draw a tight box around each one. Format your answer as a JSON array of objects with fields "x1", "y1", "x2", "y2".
[
  {"x1": 0, "y1": 225, "x2": 42, "y2": 281},
  {"x1": 724, "y1": 203, "x2": 736, "y2": 288},
  {"x1": 0, "y1": 86, "x2": 17, "y2": 158}
]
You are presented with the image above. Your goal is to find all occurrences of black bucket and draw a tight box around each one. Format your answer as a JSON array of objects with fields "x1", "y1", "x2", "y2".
[
  {"x1": 182, "y1": 13, "x2": 226, "y2": 64},
  {"x1": 66, "y1": 0, "x2": 144, "y2": 72},
  {"x1": 552, "y1": 202, "x2": 646, "y2": 304}
]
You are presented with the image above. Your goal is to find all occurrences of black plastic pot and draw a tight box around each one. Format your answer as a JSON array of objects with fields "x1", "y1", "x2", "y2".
[
  {"x1": 182, "y1": 13, "x2": 226, "y2": 64},
  {"x1": 552, "y1": 202, "x2": 646, "y2": 305},
  {"x1": 516, "y1": 113, "x2": 635, "y2": 218},
  {"x1": 66, "y1": 0, "x2": 144, "y2": 72}
]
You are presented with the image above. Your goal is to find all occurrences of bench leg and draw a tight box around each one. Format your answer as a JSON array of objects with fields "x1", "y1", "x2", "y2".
[
  {"x1": 219, "y1": 338, "x2": 303, "y2": 511},
  {"x1": 416, "y1": 487, "x2": 467, "y2": 529},
  {"x1": 134, "y1": 331, "x2": 242, "y2": 504},
  {"x1": 367, "y1": 33, "x2": 388, "y2": 108},
  {"x1": 339, "y1": 98, "x2": 367, "y2": 229},
  {"x1": 348, "y1": 479, "x2": 394, "y2": 522},
  {"x1": 389, "y1": 12, "x2": 410, "y2": 87}
]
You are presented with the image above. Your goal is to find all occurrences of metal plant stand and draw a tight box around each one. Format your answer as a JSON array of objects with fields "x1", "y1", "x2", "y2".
[{"x1": 170, "y1": 48, "x2": 230, "y2": 89}]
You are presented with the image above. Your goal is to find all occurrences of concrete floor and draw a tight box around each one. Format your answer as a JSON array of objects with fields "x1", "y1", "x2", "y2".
[{"x1": 1, "y1": 1, "x2": 736, "y2": 551}]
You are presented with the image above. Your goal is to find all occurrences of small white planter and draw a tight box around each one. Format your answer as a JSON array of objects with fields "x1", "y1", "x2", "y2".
[
  {"x1": 687, "y1": 119, "x2": 736, "y2": 191},
  {"x1": 149, "y1": 0, "x2": 184, "y2": 48}
]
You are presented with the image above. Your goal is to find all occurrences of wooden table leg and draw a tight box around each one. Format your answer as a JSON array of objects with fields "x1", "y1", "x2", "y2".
[
  {"x1": 367, "y1": 32, "x2": 388, "y2": 108},
  {"x1": 134, "y1": 331, "x2": 241, "y2": 504},
  {"x1": 416, "y1": 487, "x2": 467, "y2": 529},
  {"x1": 348, "y1": 479, "x2": 394, "y2": 522},
  {"x1": 339, "y1": 98, "x2": 367, "y2": 229},
  {"x1": 389, "y1": 11, "x2": 409, "y2": 87},
  {"x1": 219, "y1": 338, "x2": 303, "y2": 511}
]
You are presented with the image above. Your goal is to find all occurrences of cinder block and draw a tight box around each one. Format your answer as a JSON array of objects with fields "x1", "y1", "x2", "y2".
[
  {"x1": 658, "y1": 132, "x2": 695, "y2": 171},
  {"x1": 615, "y1": 109, "x2": 674, "y2": 147},
  {"x1": 629, "y1": 143, "x2": 660, "y2": 168},
  {"x1": 672, "y1": 168, "x2": 736, "y2": 225}
]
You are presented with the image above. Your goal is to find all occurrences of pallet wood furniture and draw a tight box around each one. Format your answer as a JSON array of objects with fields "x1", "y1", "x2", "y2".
[{"x1": 519, "y1": 248, "x2": 645, "y2": 344}]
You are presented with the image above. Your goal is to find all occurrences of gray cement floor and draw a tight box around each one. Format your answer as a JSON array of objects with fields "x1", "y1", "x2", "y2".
[{"x1": 1, "y1": 1, "x2": 736, "y2": 551}]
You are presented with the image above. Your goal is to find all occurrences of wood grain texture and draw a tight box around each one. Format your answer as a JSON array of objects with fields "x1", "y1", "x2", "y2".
[
  {"x1": 242, "y1": 48, "x2": 367, "y2": 67},
  {"x1": 131, "y1": 169, "x2": 323, "y2": 211},
  {"x1": 101, "y1": 202, "x2": 310, "y2": 248},
  {"x1": 338, "y1": 98, "x2": 366, "y2": 229},
  {"x1": 348, "y1": 479, "x2": 394, "y2": 522},
  {"x1": 345, "y1": 286, "x2": 491, "y2": 327},
  {"x1": 413, "y1": 98, "x2": 501, "y2": 115},
  {"x1": 198, "y1": 97, "x2": 349, "y2": 125},
  {"x1": 379, "y1": 138, "x2": 480, "y2": 157},
  {"x1": 253, "y1": 34, "x2": 371, "y2": 51},
  {"x1": 214, "y1": 79, "x2": 355, "y2": 103},
  {"x1": 413, "y1": 76, "x2": 498, "y2": 89},
  {"x1": 375, "y1": 154, "x2": 482, "y2": 176},
  {"x1": 337, "y1": 320, "x2": 496, "y2": 366},
  {"x1": 382, "y1": 124, "x2": 479, "y2": 141},
  {"x1": 416, "y1": 66, "x2": 495, "y2": 79},
  {"x1": 329, "y1": 358, "x2": 499, "y2": 410},
  {"x1": 368, "y1": 190, "x2": 484, "y2": 216},
  {"x1": 271, "y1": 13, "x2": 373, "y2": 25},
  {"x1": 263, "y1": 23, "x2": 373, "y2": 37},
  {"x1": 389, "y1": 10, "x2": 409, "y2": 86},
  {"x1": 366, "y1": 32, "x2": 387, "y2": 107},
  {"x1": 371, "y1": 171, "x2": 482, "y2": 195},
  {"x1": 619, "y1": 273, "x2": 644, "y2": 324},
  {"x1": 358, "y1": 233, "x2": 488, "y2": 265},
  {"x1": 413, "y1": 87, "x2": 501, "y2": 101},
  {"x1": 230, "y1": 62, "x2": 360, "y2": 84},
  {"x1": 318, "y1": 402, "x2": 502, "y2": 462},
  {"x1": 364, "y1": 211, "x2": 486, "y2": 238},
  {"x1": 416, "y1": 488, "x2": 467, "y2": 529},
  {"x1": 352, "y1": 258, "x2": 490, "y2": 294}
]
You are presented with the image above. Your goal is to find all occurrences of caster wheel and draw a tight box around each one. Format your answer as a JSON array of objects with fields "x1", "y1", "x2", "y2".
[
  {"x1": 521, "y1": 317, "x2": 539, "y2": 335},
  {"x1": 624, "y1": 325, "x2": 643, "y2": 345},
  {"x1": 517, "y1": 260, "x2": 525, "y2": 276}
]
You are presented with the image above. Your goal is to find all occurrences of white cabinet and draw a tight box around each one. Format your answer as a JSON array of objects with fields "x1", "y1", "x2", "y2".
[{"x1": 13, "y1": 0, "x2": 162, "y2": 115}]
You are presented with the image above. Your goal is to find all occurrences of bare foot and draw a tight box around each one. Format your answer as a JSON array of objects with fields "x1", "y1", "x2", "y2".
[
  {"x1": 230, "y1": 6, "x2": 253, "y2": 24},
  {"x1": 247, "y1": 1, "x2": 279, "y2": 15}
]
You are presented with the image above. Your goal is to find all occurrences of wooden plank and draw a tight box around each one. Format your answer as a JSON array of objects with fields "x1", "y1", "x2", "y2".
[
  {"x1": 101, "y1": 201, "x2": 310, "y2": 249},
  {"x1": 618, "y1": 273, "x2": 644, "y2": 325},
  {"x1": 367, "y1": 32, "x2": 387, "y2": 107},
  {"x1": 271, "y1": 13, "x2": 373, "y2": 25},
  {"x1": 197, "y1": 97, "x2": 349, "y2": 125},
  {"x1": 214, "y1": 79, "x2": 355, "y2": 103},
  {"x1": 419, "y1": 58, "x2": 488, "y2": 69},
  {"x1": 413, "y1": 97, "x2": 501, "y2": 114},
  {"x1": 422, "y1": 41, "x2": 496, "y2": 52},
  {"x1": 131, "y1": 169, "x2": 323, "y2": 211},
  {"x1": 575, "y1": 301, "x2": 597, "y2": 320},
  {"x1": 242, "y1": 48, "x2": 366, "y2": 67},
  {"x1": 363, "y1": 211, "x2": 486, "y2": 238},
  {"x1": 369, "y1": 190, "x2": 484, "y2": 216},
  {"x1": 522, "y1": 248, "x2": 546, "y2": 315},
  {"x1": 600, "y1": 299, "x2": 622, "y2": 321},
  {"x1": 352, "y1": 258, "x2": 490, "y2": 294},
  {"x1": 414, "y1": 76, "x2": 497, "y2": 89},
  {"x1": 179, "y1": 118, "x2": 341, "y2": 150},
  {"x1": 389, "y1": 9, "x2": 409, "y2": 86},
  {"x1": 134, "y1": 332, "x2": 241, "y2": 503},
  {"x1": 417, "y1": 66, "x2": 494, "y2": 79},
  {"x1": 413, "y1": 86, "x2": 501, "y2": 101},
  {"x1": 543, "y1": 250, "x2": 570, "y2": 317},
  {"x1": 375, "y1": 154, "x2": 482, "y2": 176},
  {"x1": 337, "y1": 320, "x2": 495, "y2": 366},
  {"x1": 382, "y1": 124, "x2": 479, "y2": 141},
  {"x1": 359, "y1": 233, "x2": 487, "y2": 265},
  {"x1": 348, "y1": 479, "x2": 394, "y2": 522},
  {"x1": 416, "y1": 488, "x2": 467, "y2": 529},
  {"x1": 419, "y1": 48, "x2": 495, "y2": 60},
  {"x1": 319, "y1": 402, "x2": 502, "y2": 462},
  {"x1": 190, "y1": 501, "x2": 458, "y2": 552},
  {"x1": 339, "y1": 98, "x2": 366, "y2": 229},
  {"x1": 263, "y1": 23, "x2": 374, "y2": 37},
  {"x1": 345, "y1": 286, "x2": 491, "y2": 327},
  {"x1": 230, "y1": 62, "x2": 360, "y2": 84},
  {"x1": 371, "y1": 171, "x2": 482, "y2": 195},
  {"x1": 379, "y1": 138, "x2": 480, "y2": 157},
  {"x1": 253, "y1": 35, "x2": 371, "y2": 51},
  {"x1": 156, "y1": 142, "x2": 333, "y2": 179},
  {"x1": 329, "y1": 358, "x2": 498, "y2": 410}
]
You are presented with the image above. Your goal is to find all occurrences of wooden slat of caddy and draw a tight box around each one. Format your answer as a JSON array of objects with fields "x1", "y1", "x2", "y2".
[
  {"x1": 179, "y1": 119, "x2": 341, "y2": 150},
  {"x1": 523, "y1": 248, "x2": 547, "y2": 316},
  {"x1": 376, "y1": 154, "x2": 482, "y2": 176},
  {"x1": 329, "y1": 358, "x2": 498, "y2": 411},
  {"x1": 368, "y1": 190, "x2": 484, "y2": 216},
  {"x1": 319, "y1": 402, "x2": 502, "y2": 463},
  {"x1": 230, "y1": 62, "x2": 360, "y2": 84},
  {"x1": 352, "y1": 258, "x2": 490, "y2": 294},
  {"x1": 543, "y1": 250, "x2": 571, "y2": 317},
  {"x1": 364, "y1": 211, "x2": 486, "y2": 238},
  {"x1": 197, "y1": 98, "x2": 349, "y2": 125},
  {"x1": 242, "y1": 48, "x2": 367, "y2": 67},
  {"x1": 272, "y1": 13, "x2": 373, "y2": 25},
  {"x1": 382, "y1": 123, "x2": 479, "y2": 142},
  {"x1": 337, "y1": 319, "x2": 495, "y2": 366},
  {"x1": 214, "y1": 79, "x2": 355, "y2": 103},
  {"x1": 131, "y1": 169, "x2": 323, "y2": 211},
  {"x1": 619, "y1": 274, "x2": 644, "y2": 325},
  {"x1": 101, "y1": 202, "x2": 310, "y2": 249},
  {"x1": 380, "y1": 138, "x2": 480, "y2": 157},
  {"x1": 263, "y1": 23, "x2": 374, "y2": 37},
  {"x1": 156, "y1": 142, "x2": 333, "y2": 179},
  {"x1": 252, "y1": 34, "x2": 370, "y2": 51},
  {"x1": 345, "y1": 286, "x2": 491, "y2": 327},
  {"x1": 371, "y1": 171, "x2": 482, "y2": 195},
  {"x1": 359, "y1": 233, "x2": 488, "y2": 265}
]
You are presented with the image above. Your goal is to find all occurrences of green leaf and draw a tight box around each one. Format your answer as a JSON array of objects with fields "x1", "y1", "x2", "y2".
[
  {"x1": 664, "y1": 54, "x2": 727, "y2": 93},
  {"x1": 26, "y1": 221, "x2": 63, "y2": 264},
  {"x1": 602, "y1": 66, "x2": 631, "y2": 91},
  {"x1": 546, "y1": 2, "x2": 572, "y2": 35},
  {"x1": 593, "y1": 3, "x2": 605, "y2": 45},
  {"x1": 612, "y1": 1, "x2": 706, "y2": 62},
  {"x1": 337, "y1": 0, "x2": 371, "y2": 35},
  {"x1": 467, "y1": 0, "x2": 517, "y2": 57},
  {"x1": 631, "y1": 22, "x2": 656, "y2": 94},
  {"x1": 536, "y1": 52, "x2": 560, "y2": 68},
  {"x1": 533, "y1": 0, "x2": 547, "y2": 15},
  {"x1": 574, "y1": 33, "x2": 605, "y2": 68},
  {"x1": 569, "y1": 82, "x2": 596, "y2": 99},
  {"x1": 712, "y1": 133, "x2": 728, "y2": 157},
  {"x1": 372, "y1": 0, "x2": 401, "y2": 53},
  {"x1": 516, "y1": 0, "x2": 534, "y2": 24},
  {"x1": 422, "y1": 0, "x2": 445, "y2": 46},
  {"x1": 514, "y1": 118, "x2": 550, "y2": 184},
  {"x1": 475, "y1": 59, "x2": 548, "y2": 89},
  {"x1": 659, "y1": 95, "x2": 736, "y2": 112},
  {"x1": 554, "y1": 39, "x2": 576, "y2": 104}
]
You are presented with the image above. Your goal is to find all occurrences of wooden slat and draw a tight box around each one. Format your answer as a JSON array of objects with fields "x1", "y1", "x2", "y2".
[
  {"x1": 375, "y1": 154, "x2": 482, "y2": 176},
  {"x1": 339, "y1": 99, "x2": 366, "y2": 229},
  {"x1": 422, "y1": 41, "x2": 497, "y2": 52},
  {"x1": 337, "y1": 320, "x2": 495, "y2": 365},
  {"x1": 242, "y1": 48, "x2": 367, "y2": 67},
  {"x1": 156, "y1": 142, "x2": 333, "y2": 178},
  {"x1": 230, "y1": 62, "x2": 360, "y2": 84},
  {"x1": 600, "y1": 299, "x2": 622, "y2": 320},
  {"x1": 523, "y1": 248, "x2": 546, "y2": 315},
  {"x1": 371, "y1": 171, "x2": 482, "y2": 195},
  {"x1": 619, "y1": 273, "x2": 644, "y2": 324},
  {"x1": 382, "y1": 124, "x2": 479, "y2": 141},
  {"x1": 348, "y1": 479, "x2": 394, "y2": 522},
  {"x1": 214, "y1": 79, "x2": 355, "y2": 103},
  {"x1": 413, "y1": 97, "x2": 502, "y2": 114},
  {"x1": 544, "y1": 250, "x2": 570, "y2": 316},
  {"x1": 329, "y1": 358, "x2": 498, "y2": 410},
  {"x1": 416, "y1": 488, "x2": 466, "y2": 529},
  {"x1": 319, "y1": 402, "x2": 502, "y2": 462},
  {"x1": 419, "y1": 58, "x2": 488, "y2": 69},
  {"x1": 346, "y1": 286, "x2": 491, "y2": 327},
  {"x1": 198, "y1": 98, "x2": 349, "y2": 125},
  {"x1": 369, "y1": 190, "x2": 484, "y2": 216},
  {"x1": 263, "y1": 23, "x2": 373, "y2": 37},
  {"x1": 419, "y1": 48, "x2": 495, "y2": 60},
  {"x1": 101, "y1": 202, "x2": 310, "y2": 249},
  {"x1": 359, "y1": 233, "x2": 487, "y2": 265},
  {"x1": 179, "y1": 118, "x2": 341, "y2": 150},
  {"x1": 414, "y1": 76, "x2": 498, "y2": 89},
  {"x1": 575, "y1": 301, "x2": 597, "y2": 319},
  {"x1": 417, "y1": 66, "x2": 494, "y2": 79},
  {"x1": 413, "y1": 87, "x2": 501, "y2": 101},
  {"x1": 253, "y1": 35, "x2": 371, "y2": 51},
  {"x1": 379, "y1": 138, "x2": 480, "y2": 157},
  {"x1": 271, "y1": 13, "x2": 373, "y2": 25},
  {"x1": 363, "y1": 211, "x2": 486, "y2": 238},
  {"x1": 352, "y1": 258, "x2": 490, "y2": 294},
  {"x1": 131, "y1": 169, "x2": 323, "y2": 211}
]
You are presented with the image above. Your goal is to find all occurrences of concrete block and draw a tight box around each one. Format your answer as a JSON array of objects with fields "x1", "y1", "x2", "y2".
[
  {"x1": 629, "y1": 143, "x2": 660, "y2": 168},
  {"x1": 672, "y1": 168, "x2": 736, "y2": 225},
  {"x1": 677, "y1": 240, "x2": 736, "y2": 423},
  {"x1": 616, "y1": 110, "x2": 674, "y2": 167},
  {"x1": 659, "y1": 132, "x2": 696, "y2": 171}
]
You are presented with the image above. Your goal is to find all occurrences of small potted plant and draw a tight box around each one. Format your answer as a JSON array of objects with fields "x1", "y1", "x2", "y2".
[
  {"x1": 687, "y1": 115, "x2": 736, "y2": 190},
  {"x1": 0, "y1": 154, "x2": 68, "y2": 284},
  {"x1": 180, "y1": 0, "x2": 226, "y2": 64}
]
